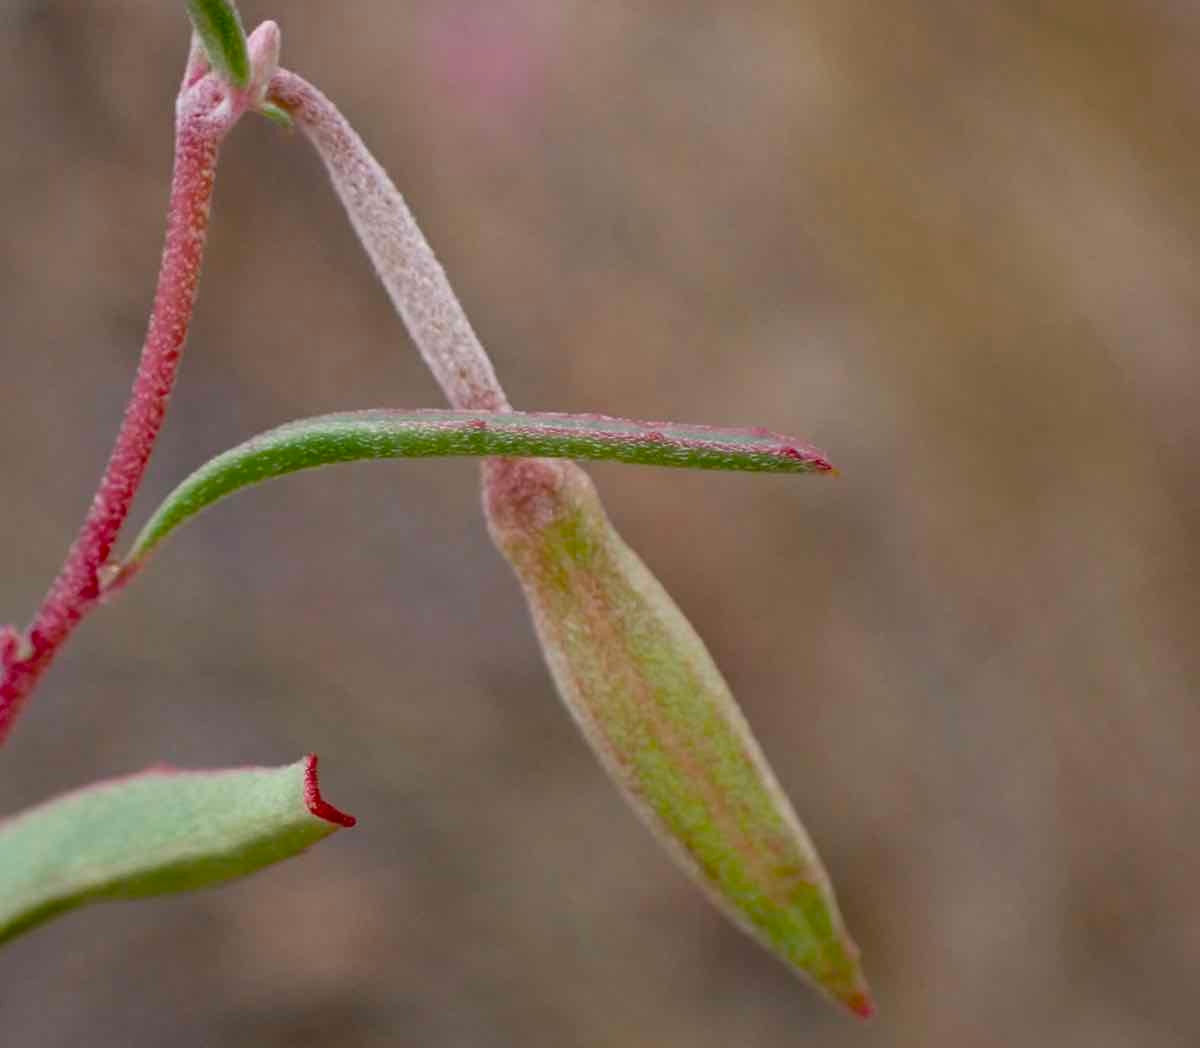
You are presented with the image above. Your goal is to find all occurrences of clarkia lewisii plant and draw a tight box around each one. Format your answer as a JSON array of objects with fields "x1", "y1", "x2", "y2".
[{"x1": 0, "y1": 0, "x2": 873, "y2": 1022}]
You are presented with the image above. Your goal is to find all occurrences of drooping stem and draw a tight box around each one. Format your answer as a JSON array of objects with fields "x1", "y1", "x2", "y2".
[
  {"x1": 268, "y1": 70, "x2": 511, "y2": 413},
  {"x1": 265, "y1": 72, "x2": 576, "y2": 606},
  {"x1": 0, "y1": 50, "x2": 264, "y2": 745}
]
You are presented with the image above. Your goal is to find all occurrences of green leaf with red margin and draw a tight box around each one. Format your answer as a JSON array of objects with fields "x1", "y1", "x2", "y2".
[
  {"x1": 0, "y1": 755, "x2": 353, "y2": 945},
  {"x1": 115, "y1": 408, "x2": 832, "y2": 580}
]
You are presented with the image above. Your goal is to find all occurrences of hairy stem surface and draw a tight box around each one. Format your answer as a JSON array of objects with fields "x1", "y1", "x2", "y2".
[
  {"x1": 269, "y1": 70, "x2": 510, "y2": 413},
  {"x1": 0, "y1": 63, "x2": 254, "y2": 744}
]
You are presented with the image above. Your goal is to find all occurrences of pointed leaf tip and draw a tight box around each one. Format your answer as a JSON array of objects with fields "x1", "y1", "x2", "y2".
[
  {"x1": 844, "y1": 989, "x2": 877, "y2": 1020},
  {"x1": 185, "y1": 0, "x2": 250, "y2": 88},
  {"x1": 304, "y1": 754, "x2": 356, "y2": 827}
]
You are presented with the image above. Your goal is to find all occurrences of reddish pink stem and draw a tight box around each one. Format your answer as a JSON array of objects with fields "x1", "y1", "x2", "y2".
[{"x1": 0, "y1": 73, "x2": 248, "y2": 745}]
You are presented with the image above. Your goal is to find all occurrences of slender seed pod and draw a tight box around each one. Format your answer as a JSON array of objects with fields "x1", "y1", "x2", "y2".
[{"x1": 484, "y1": 457, "x2": 873, "y2": 1018}]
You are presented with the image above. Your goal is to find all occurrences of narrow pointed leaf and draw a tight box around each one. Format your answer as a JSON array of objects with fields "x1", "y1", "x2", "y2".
[
  {"x1": 484, "y1": 458, "x2": 872, "y2": 1018},
  {"x1": 185, "y1": 0, "x2": 250, "y2": 88},
  {"x1": 121, "y1": 409, "x2": 832, "y2": 572},
  {"x1": 0, "y1": 755, "x2": 353, "y2": 946}
]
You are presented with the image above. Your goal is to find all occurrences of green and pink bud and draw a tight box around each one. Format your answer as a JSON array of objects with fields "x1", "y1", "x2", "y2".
[{"x1": 484, "y1": 457, "x2": 873, "y2": 1017}]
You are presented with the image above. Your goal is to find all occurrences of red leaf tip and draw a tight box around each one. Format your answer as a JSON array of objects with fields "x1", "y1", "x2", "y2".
[
  {"x1": 843, "y1": 990, "x2": 876, "y2": 1020},
  {"x1": 303, "y1": 754, "x2": 356, "y2": 827},
  {"x1": 779, "y1": 444, "x2": 836, "y2": 473}
]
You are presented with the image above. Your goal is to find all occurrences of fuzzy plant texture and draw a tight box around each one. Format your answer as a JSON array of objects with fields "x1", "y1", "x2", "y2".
[{"x1": 0, "y1": 0, "x2": 873, "y2": 1024}]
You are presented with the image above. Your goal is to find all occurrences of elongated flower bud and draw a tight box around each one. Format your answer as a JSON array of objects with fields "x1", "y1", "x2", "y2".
[{"x1": 484, "y1": 457, "x2": 873, "y2": 1017}]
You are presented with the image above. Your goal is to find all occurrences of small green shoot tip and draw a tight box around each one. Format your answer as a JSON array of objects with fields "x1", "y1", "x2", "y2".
[
  {"x1": 258, "y1": 101, "x2": 294, "y2": 130},
  {"x1": 184, "y1": 0, "x2": 250, "y2": 88}
]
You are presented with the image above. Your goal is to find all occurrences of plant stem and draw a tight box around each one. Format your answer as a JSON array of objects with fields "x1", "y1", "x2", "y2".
[
  {"x1": 264, "y1": 71, "x2": 561, "y2": 619},
  {"x1": 268, "y1": 70, "x2": 511, "y2": 413},
  {"x1": 0, "y1": 69, "x2": 247, "y2": 745}
]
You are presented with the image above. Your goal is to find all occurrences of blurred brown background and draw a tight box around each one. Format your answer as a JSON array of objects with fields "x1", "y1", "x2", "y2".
[{"x1": 2, "y1": 1, "x2": 1198, "y2": 1044}]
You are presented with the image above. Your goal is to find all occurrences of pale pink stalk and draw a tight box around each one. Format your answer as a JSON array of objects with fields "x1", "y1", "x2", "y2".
[
  {"x1": 267, "y1": 70, "x2": 510, "y2": 413},
  {"x1": 265, "y1": 69, "x2": 567, "y2": 640},
  {"x1": 0, "y1": 25, "x2": 281, "y2": 744}
]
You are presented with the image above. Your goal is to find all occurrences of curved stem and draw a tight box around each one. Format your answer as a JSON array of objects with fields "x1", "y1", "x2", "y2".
[
  {"x1": 268, "y1": 69, "x2": 511, "y2": 413},
  {"x1": 0, "y1": 74, "x2": 246, "y2": 745}
]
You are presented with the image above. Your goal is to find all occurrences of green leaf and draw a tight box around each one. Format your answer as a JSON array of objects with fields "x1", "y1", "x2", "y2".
[
  {"x1": 257, "y1": 101, "x2": 294, "y2": 130},
  {"x1": 0, "y1": 755, "x2": 353, "y2": 946},
  {"x1": 121, "y1": 409, "x2": 832, "y2": 572},
  {"x1": 484, "y1": 458, "x2": 873, "y2": 1018},
  {"x1": 185, "y1": 0, "x2": 250, "y2": 88}
]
